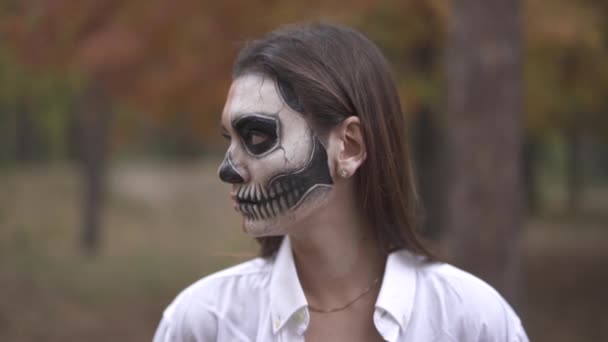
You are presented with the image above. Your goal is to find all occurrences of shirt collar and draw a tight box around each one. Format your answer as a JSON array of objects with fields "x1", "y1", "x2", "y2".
[
  {"x1": 375, "y1": 249, "x2": 419, "y2": 331},
  {"x1": 269, "y1": 236, "x2": 308, "y2": 334},
  {"x1": 269, "y1": 236, "x2": 420, "y2": 335}
]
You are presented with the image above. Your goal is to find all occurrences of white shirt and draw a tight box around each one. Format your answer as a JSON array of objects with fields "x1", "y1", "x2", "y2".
[{"x1": 154, "y1": 237, "x2": 528, "y2": 342}]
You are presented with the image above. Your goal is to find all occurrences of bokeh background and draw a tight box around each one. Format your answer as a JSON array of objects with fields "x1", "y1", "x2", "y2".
[{"x1": 1, "y1": 0, "x2": 607, "y2": 341}]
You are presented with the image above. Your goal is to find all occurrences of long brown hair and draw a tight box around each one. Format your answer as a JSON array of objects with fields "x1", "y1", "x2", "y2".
[{"x1": 233, "y1": 22, "x2": 434, "y2": 259}]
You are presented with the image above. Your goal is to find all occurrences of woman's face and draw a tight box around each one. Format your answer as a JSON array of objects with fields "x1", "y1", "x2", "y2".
[{"x1": 219, "y1": 73, "x2": 334, "y2": 236}]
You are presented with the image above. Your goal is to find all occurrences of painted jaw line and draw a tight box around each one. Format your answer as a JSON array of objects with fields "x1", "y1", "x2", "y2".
[{"x1": 234, "y1": 137, "x2": 332, "y2": 221}]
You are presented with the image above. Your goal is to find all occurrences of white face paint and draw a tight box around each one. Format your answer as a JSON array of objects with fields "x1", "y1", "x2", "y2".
[{"x1": 219, "y1": 74, "x2": 333, "y2": 236}]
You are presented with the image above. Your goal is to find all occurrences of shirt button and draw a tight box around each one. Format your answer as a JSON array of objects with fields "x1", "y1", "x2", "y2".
[
  {"x1": 402, "y1": 315, "x2": 408, "y2": 326},
  {"x1": 274, "y1": 317, "x2": 281, "y2": 329}
]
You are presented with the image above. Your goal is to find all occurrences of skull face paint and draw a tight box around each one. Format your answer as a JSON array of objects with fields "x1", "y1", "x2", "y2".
[{"x1": 219, "y1": 74, "x2": 334, "y2": 236}]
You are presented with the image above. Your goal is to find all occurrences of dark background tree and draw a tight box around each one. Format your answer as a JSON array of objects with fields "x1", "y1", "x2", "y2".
[{"x1": 444, "y1": 0, "x2": 524, "y2": 304}]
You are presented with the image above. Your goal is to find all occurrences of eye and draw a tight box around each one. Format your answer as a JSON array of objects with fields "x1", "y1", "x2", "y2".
[
  {"x1": 245, "y1": 130, "x2": 269, "y2": 146},
  {"x1": 233, "y1": 115, "x2": 279, "y2": 156}
]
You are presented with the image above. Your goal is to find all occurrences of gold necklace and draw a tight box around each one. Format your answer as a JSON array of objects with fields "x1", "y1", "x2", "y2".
[{"x1": 307, "y1": 276, "x2": 382, "y2": 314}]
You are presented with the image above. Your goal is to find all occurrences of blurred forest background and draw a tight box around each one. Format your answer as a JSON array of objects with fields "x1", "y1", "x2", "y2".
[{"x1": 0, "y1": 0, "x2": 607, "y2": 341}]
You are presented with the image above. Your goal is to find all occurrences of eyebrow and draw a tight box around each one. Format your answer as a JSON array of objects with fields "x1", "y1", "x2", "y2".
[
  {"x1": 230, "y1": 111, "x2": 278, "y2": 125},
  {"x1": 221, "y1": 111, "x2": 277, "y2": 133}
]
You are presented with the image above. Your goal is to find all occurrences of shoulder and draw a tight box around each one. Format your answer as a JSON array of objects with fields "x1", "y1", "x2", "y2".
[
  {"x1": 172, "y1": 256, "x2": 272, "y2": 311},
  {"x1": 417, "y1": 261, "x2": 507, "y2": 307},
  {"x1": 413, "y1": 260, "x2": 528, "y2": 341},
  {"x1": 154, "y1": 257, "x2": 273, "y2": 342}
]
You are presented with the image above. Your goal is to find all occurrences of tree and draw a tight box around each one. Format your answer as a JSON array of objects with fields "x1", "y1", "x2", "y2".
[
  {"x1": 443, "y1": 0, "x2": 524, "y2": 305},
  {"x1": 1, "y1": 0, "x2": 370, "y2": 253},
  {"x1": 525, "y1": 0, "x2": 608, "y2": 213}
]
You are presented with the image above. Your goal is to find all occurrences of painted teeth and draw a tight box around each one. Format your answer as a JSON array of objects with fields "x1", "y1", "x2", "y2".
[
  {"x1": 259, "y1": 202, "x2": 268, "y2": 219},
  {"x1": 279, "y1": 196, "x2": 288, "y2": 211},
  {"x1": 252, "y1": 203, "x2": 261, "y2": 219},
  {"x1": 286, "y1": 191, "x2": 295, "y2": 207},
  {"x1": 259, "y1": 186, "x2": 266, "y2": 199},
  {"x1": 236, "y1": 180, "x2": 310, "y2": 221},
  {"x1": 272, "y1": 199, "x2": 280, "y2": 215}
]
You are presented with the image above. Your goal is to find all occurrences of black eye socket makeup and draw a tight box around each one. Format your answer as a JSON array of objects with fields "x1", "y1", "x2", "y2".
[{"x1": 233, "y1": 115, "x2": 279, "y2": 156}]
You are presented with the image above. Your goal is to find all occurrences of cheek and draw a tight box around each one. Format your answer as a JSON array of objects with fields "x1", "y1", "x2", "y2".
[
  {"x1": 267, "y1": 136, "x2": 333, "y2": 203},
  {"x1": 231, "y1": 109, "x2": 335, "y2": 226},
  {"x1": 246, "y1": 128, "x2": 313, "y2": 183},
  {"x1": 321, "y1": 136, "x2": 341, "y2": 179},
  {"x1": 239, "y1": 136, "x2": 334, "y2": 236}
]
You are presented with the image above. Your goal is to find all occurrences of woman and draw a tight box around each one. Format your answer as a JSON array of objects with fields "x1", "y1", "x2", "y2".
[{"x1": 154, "y1": 23, "x2": 528, "y2": 342}]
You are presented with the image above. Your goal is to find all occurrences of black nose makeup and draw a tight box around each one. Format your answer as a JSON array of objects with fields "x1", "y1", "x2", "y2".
[{"x1": 219, "y1": 157, "x2": 244, "y2": 184}]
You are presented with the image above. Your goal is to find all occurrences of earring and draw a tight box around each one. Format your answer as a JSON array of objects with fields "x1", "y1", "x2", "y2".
[{"x1": 340, "y1": 169, "x2": 348, "y2": 178}]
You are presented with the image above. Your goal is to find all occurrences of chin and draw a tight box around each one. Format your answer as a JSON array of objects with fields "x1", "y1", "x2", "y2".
[{"x1": 240, "y1": 185, "x2": 331, "y2": 237}]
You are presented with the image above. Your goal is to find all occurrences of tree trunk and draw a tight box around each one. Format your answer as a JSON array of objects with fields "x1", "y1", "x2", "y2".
[
  {"x1": 565, "y1": 126, "x2": 583, "y2": 214},
  {"x1": 444, "y1": 0, "x2": 524, "y2": 305},
  {"x1": 523, "y1": 135, "x2": 541, "y2": 214},
  {"x1": 79, "y1": 79, "x2": 111, "y2": 255},
  {"x1": 15, "y1": 97, "x2": 36, "y2": 162},
  {"x1": 66, "y1": 110, "x2": 81, "y2": 161},
  {"x1": 411, "y1": 106, "x2": 445, "y2": 241}
]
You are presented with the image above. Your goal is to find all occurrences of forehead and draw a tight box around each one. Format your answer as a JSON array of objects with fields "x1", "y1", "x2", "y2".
[{"x1": 222, "y1": 74, "x2": 285, "y2": 123}]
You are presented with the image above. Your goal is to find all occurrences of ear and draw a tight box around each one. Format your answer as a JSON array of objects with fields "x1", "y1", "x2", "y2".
[{"x1": 332, "y1": 116, "x2": 367, "y2": 179}]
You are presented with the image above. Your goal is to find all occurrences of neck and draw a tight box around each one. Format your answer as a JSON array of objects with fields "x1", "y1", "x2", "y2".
[{"x1": 287, "y1": 183, "x2": 386, "y2": 309}]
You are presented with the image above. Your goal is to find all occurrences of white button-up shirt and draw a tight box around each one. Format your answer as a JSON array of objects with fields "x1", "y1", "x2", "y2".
[{"x1": 154, "y1": 237, "x2": 528, "y2": 341}]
